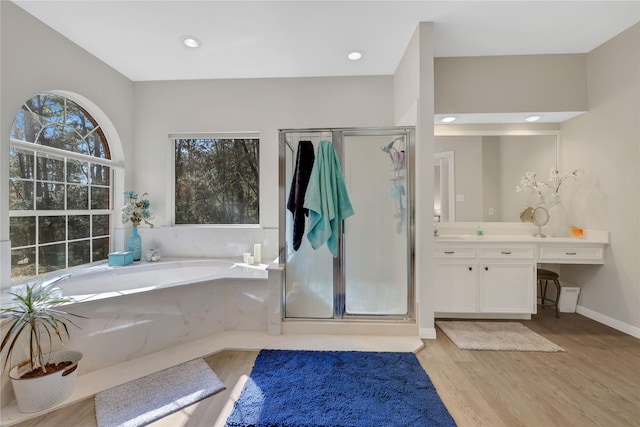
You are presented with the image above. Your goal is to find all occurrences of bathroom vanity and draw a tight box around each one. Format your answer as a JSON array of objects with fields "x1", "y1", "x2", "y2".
[{"x1": 433, "y1": 226, "x2": 608, "y2": 318}]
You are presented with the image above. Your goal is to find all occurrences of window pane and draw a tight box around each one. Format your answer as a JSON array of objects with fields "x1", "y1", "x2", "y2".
[
  {"x1": 66, "y1": 102, "x2": 98, "y2": 137},
  {"x1": 26, "y1": 93, "x2": 64, "y2": 126},
  {"x1": 86, "y1": 128, "x2": 111, "y2": 159},
  {"x1": 67, "y1": 184, "x2": 89, "y2": 210},
  {"x1": 11, "y1": 248, "x2": 36, "y2": 279},
  {"x1": 39, "y1": 243, "x2": 66, "y2": 273},
  {"x1": 10, "y1": 217, "x2": 36, "y2": 247},
  {"x1": 67, "y1": 159, "x2": 89, "y2": 184},
  {"x1": 92, "y1": 215, "x2": 110, "y2": 237},
  {"x1": 69, "y1": 215, "x2": 90, "y2": 240},
  {"x1": 12, "y1": 107, "x2": 43, "y2": 143},
  {"x1": 69, "y1": 240, "x2": 91, "y2": 267},
  {"x1": 10, "y1": 147, "x2": 34, "y2": 179},
  {"x1": 92, "y1": 237, "x2": 109, "y2": 261},
  {"x1": 37, "y1": 154, "x2": 65, "y2": 182},
  {"x1": 9, "y1": 180, "x2": 34, "y2": 210},
  {"x1": 39, "y1": 216, "x2": 66, "y2": 244},
  {"x1": 36, "y1": 182, "x2": 65, "y2": 210},
  {"x1": 91, "y1": 187, "x2": 110, "y2": 209},
  {"x1": 174, "y1": 138, "x2": 259, "y2": 224},
  {"x1": 91, "y1": 164, "x2": 110, "y2": 186}
]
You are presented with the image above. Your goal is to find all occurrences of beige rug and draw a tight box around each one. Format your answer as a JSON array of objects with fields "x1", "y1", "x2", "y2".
[{"x1": 436, "y1": 321, "x2": 564, "y2": 352}]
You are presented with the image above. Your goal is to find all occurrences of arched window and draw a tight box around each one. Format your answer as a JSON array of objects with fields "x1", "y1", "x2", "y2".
[{"x1": 9, "y1": 93, "x2": 116, "y2": 280}]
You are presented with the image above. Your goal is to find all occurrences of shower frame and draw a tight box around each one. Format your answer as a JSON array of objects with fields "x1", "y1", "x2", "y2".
[{"x1": 278, "y1": 127, "x2": 416, "y2": 322}]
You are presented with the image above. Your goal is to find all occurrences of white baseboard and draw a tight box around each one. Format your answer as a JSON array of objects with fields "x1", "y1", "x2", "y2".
[
  {"x1": 576, "y1": 305, "x2": 640, "y2": 339},
  {"x1": 419, "y1": 327, "x2": 436, "y2": 339}
]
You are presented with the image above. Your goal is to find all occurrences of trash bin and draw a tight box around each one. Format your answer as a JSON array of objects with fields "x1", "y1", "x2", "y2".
[{"x1": 559, "y1": 287, "x2": 580, "y2": 313}]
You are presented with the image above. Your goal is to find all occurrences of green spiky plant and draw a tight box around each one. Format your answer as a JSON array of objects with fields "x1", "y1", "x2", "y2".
[{"x1": 1, "y1": 276, "x2": 84, "y2": 377}]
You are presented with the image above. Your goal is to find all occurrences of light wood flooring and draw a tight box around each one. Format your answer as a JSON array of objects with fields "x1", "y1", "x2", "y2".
[{"x1": 11, "y1": 309, "x2": 640, "y2": 427}]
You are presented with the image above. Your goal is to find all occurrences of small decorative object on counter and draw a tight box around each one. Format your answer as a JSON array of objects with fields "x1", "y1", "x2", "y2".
[
  {"x1": 570, "y1": 227, "x2": 584, "y2": 238},
  {"x1": 122, "y1": 191, "x2": 154, "y2": 261},
  {"x1": 108, "y1": 251, "x2": 134, "y2": 266},
  {"x1": 145, "y1": 248, "x2": 161, "y2": 262}
]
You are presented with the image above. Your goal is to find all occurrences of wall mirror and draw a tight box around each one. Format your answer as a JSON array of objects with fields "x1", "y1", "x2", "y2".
[{"x1": 434, "y1": 129, "x2": 558, "y2": 222}]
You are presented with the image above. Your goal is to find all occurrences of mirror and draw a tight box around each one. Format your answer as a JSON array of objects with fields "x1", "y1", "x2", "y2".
[{"x1": 434, "y1": 132, "x2": 558, "y2": 222}]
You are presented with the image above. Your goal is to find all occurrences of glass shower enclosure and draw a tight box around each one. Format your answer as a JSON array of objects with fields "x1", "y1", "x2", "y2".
[{"x1": 279, "y1": 128, "x2": 414, "y2": 320}]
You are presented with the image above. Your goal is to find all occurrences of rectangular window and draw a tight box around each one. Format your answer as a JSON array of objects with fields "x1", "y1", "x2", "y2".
[{"x1": 173, "y1": 134, "x2": 259, "y2": 225}]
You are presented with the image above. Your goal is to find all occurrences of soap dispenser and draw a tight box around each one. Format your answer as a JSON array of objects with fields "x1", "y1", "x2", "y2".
[{"x1": 476, "y1": 225, "x2": 484, "y2": 236}]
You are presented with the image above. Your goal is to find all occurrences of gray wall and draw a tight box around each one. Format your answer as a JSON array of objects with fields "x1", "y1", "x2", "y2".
[{"x1": 560, "y1": 23, "x2": 640, "y2": 333}]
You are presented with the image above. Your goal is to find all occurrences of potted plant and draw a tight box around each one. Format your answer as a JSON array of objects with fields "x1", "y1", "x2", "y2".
[{"x1": 1, "y1": 275, "x2": 85, "y2": 413}]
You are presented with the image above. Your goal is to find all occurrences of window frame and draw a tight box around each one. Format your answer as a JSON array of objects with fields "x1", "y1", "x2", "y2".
[
  {"x1": 8, "y1": 94, "x2": 120, "y2": 281},
  {"x1": 170, "y1": 132, "x2": 260, "y2": 227}
]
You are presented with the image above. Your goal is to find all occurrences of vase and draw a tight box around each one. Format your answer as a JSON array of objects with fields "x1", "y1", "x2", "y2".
[
  {"x1": 127, "y1": 226, "x2": 142, "y2": 261},
  {"x1": 546, "y1": 193, "x2": 568, "y2": 237}
]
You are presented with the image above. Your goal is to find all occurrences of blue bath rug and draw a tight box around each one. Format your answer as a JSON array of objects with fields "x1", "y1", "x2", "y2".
[{"x1": 225, "y1": 350, "x2": 456, "y2": 427}]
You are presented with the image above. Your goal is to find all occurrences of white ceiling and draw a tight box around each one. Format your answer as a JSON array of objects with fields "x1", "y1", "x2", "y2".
[{"x1": 13, "y1": 0, "x2": 640, "y2": 82}]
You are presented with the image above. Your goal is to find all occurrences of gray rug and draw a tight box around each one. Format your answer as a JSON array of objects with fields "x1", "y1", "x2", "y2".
[
  {"x1": 95, "y1": 358, "x2": 225, "y2": 427},
  {"x1": 437, "y1": 321, "x2": 564, "y2": 352}
]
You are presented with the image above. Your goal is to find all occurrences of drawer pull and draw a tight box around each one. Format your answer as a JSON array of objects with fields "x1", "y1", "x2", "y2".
[
  {"x1": 566, "y1": 252, "x2": 577, "y2": 255},
  {"x1": 468, "y1": 267, "x2": 473, "y2": 271},
  {"x1": 501, "y1": 251, "x2": 512, "y2": 255},
  {"x1": 484, "y1": 266, "x2": 489, "y2": 271},
  {"x1": 444, "y1": 251, "x2": 455, "y2": 254}
]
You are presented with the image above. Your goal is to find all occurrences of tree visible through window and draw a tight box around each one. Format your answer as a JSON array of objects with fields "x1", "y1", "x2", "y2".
[
  {"x1": 9, "y1": 93, "x2": 114, "y2": 280},
  {"x1": 174, "y1": 137, "x2": 259, "y2": 224}
]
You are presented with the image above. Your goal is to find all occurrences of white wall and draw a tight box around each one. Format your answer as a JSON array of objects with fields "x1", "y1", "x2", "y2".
[
  {"x1": 132, "y1": 76, "x2": 394, "y2": 260},
  {"x1": 0, "y1": 2, "x2": 134, "y2": 287},
  {"x1": 560, "y1": 23, "x2": 640, "y2": 335}
]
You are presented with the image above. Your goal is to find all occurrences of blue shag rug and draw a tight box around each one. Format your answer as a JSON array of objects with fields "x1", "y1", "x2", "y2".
[{"x1": 225, "y1": 350, "x2": 456, "y2": 427}]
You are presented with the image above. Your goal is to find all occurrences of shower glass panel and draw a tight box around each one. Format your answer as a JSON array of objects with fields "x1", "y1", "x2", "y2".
[
  {"x1": 282, "y1": 131, "x2": 335, "y2": 318},
  {"x1": 280, "y1": 128, "x2": 413, "y2": 320},
  {"x1": 342, "y1": 133, "x2": 409, "y2": 316}
]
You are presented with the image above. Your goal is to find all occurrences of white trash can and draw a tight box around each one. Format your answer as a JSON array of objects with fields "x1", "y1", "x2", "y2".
[{"x1": 559, "y1": 287, "x2": 580, "y2": 313}]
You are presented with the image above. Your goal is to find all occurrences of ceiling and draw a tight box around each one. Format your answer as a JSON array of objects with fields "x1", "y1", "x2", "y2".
[{"x1": 13, "y1": 1, "x2": 640, "y2": 82}]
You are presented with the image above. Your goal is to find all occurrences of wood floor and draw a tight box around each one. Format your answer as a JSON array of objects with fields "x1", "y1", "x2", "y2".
[{"x1": 11, "y1": 310, "x2": 640, "y2": 427}]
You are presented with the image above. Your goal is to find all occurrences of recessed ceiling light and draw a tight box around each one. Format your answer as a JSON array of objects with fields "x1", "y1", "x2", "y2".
[
  {"x1": 182, "y1": 36, "x2": 200, "y2": 48},
  {"x1": 441, "y1": 116, "x2": 456, "y2": 123},
  {"x1": 347, "y1": 51, "x2": 363, "y2": 61},
  {"x1": 525, "y1": 115, "x2": 542, "y2": 122}
]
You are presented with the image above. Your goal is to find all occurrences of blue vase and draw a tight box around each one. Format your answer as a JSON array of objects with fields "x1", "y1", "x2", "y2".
[{"x1": 127, "y1": 226, "x2": 142, "y2": 261}]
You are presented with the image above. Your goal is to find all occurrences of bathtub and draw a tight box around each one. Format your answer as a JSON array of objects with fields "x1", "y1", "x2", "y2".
[
  {"x1": 36, "y1": 258, "x2": 269, "y2": 304},
  {"x1": 2, "y1": 258, "x2": 278, "y2": 380}
]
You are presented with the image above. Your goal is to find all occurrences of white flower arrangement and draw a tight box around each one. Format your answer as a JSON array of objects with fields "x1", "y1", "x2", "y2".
[
  {"x1": 515, "y1": 168, "x2": 583, "y2": 203},
  {"x1": 121, "y1": 191, "x2": 154, "y2": 227}
]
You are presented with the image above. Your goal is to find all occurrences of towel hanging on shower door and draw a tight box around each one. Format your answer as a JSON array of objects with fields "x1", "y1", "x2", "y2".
[
  {"x1": 304, "y1": 140, "x2": 354, "y2": 257},
  {"x1": 287, "y1": 140, "x2": 315, "y2": 251}
]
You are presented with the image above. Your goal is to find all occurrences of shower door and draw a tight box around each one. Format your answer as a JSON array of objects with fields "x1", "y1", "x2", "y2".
[{"x1": 280, "y1": 128, "x2": 413, "y2": 320}]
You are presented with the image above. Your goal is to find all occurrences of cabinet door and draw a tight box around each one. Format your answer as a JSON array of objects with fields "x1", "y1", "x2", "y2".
[
  {"x1": 434, "y1": 264, "x2": 477, "y2": 313},
  {"x1": 479, "y1": 264, "x2": 534, "y2": 313}
]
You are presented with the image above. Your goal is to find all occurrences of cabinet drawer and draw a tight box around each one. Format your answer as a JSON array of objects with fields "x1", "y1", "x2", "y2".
[
  {"x1": 539, "y1": 246, "x2": 604, "y2": 264},
  {"x1": 435, "y1": 248, "x2": 476, "y2": 259},
  {"x1": 480, "y1": 248, "x2": 534, "y2": 260}
]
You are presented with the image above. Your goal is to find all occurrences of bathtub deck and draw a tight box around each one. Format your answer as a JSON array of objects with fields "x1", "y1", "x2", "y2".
[{"x1": 0, "y1": 330, "x2": 423, "y2": 426}]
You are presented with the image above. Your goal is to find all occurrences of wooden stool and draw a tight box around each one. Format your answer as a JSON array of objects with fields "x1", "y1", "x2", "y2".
[{"x1": 537, "y1": 268, "x2": 561, "y2": 318}]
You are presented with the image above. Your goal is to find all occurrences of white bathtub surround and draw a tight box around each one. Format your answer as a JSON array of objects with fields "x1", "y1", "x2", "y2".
[{"x1": 130, "y1": 226, "x2": 278, "y2": 262}]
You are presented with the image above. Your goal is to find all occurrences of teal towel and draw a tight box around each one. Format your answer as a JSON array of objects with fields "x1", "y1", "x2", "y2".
[{"x1": 304, "y1": 140, "x2": 355, "y2": 257}]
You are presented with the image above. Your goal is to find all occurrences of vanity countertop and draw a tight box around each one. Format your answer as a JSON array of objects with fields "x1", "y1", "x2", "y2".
[
  {"x1": 435, "y1": 233, "x2": 609, "y2": 244},
  {"x1": 433, "y1": 224, "x2": 609, "y2": 245}
]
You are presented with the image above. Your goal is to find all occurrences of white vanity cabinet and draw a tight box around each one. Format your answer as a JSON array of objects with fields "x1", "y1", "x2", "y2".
[{"x1": 434, "y1": 243, "x2": 536, "y2": 316}]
